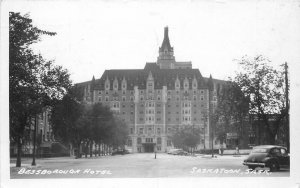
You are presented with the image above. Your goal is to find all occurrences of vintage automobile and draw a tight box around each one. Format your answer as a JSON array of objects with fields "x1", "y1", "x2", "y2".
[
  {"x1": 167, "y1": 149, "x2": 188, "y2": 155},
  {"x1": 243, "y1": 145, "x2": 290, "y2": 172}
]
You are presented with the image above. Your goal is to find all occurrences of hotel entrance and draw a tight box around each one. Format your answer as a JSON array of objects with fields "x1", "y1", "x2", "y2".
[{"x1": 143, "y1": 143, "x2": 156, "y2": 153}]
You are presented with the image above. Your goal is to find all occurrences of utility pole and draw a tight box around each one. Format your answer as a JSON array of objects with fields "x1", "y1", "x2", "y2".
[
  {"x1": 284, "y1": 62, "x2": 289, "y2": 152},
  {"x1": 31, "y1": 114, "x2": 37, "y2": 166}
]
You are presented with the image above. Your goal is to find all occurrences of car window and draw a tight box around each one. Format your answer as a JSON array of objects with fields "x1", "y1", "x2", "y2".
[
  {"x1": 252, "y1": 148, "x2": 268, "y2": 153},
  {"x1": 270, "y1": 148, "x2": 281, "y2": 156}
]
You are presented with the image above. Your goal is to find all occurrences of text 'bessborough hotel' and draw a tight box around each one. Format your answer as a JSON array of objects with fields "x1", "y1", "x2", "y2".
[{"x1": 77, "y1": 27, "x2": 225, "y2": 153}]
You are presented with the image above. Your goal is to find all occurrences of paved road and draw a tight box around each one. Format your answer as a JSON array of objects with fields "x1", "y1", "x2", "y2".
[{"x1": 10, "y1": 153, "x2": 289, "y2": 178}]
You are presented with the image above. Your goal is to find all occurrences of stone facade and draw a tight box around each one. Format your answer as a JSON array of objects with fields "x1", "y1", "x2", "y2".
[{"x1": 78, "y1": 27, "x2": 223, "y2": 153}]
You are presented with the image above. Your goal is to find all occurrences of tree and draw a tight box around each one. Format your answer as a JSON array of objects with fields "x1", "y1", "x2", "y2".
[
  {"x1": 9, "y1": 12, "x2": 71, "y2": 167},
  {"x1": 170, "y1": 125, "x2": 201, "y2": 153},
  {"x1": 233, "y1": 55, "x2": 288, "y2": 145},
  {"x1": 50, "y1": 86, "x2": 85, "y2": 158},
  {"x1": 213, "y1": 81, "x2": 250, "y2": 148}
]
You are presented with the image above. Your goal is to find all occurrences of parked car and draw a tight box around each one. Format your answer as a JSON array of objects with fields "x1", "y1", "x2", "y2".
[
  {"x1": 112, "y1": 149, "x2": 126, "y2": 156},
  {"x1": 168, "y1": 149, "x2": 188, "y2": 155},
  {"x1": 243, "y1": 145, "x2": 290, "y2": 172}
]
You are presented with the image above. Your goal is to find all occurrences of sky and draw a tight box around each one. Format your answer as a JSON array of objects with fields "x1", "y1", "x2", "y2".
[{"x1": 2, "y1": 0, "x2": 300, "y2": 84}]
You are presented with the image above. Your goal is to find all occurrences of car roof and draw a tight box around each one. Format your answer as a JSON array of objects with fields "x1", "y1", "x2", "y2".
[{"x1": 253, "y1": 145, "x2": 286, "y2": 149}]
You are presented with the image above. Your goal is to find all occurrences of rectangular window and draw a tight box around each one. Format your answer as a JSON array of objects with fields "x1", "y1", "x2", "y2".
[
  {"x1": 122, "y1": 96, "x2": 126, "y2": 101},
  {"x1": 167, "y1": 140, "x2": 171, "y2": 146},
  {"x1": 130, "y1": 128, "x2": 134, "y2": 134},
  {"x1": 157, "y1": 128, "x2": 161, "y2": 134},
  {"x1": 105, "y1": 96, "x2": 109, "y2": 101},
  {"x1": 139, "y1": 128, "x2": 144, "y2": 134}
]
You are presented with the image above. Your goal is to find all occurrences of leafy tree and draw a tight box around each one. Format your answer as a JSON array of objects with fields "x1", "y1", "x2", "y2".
[
  {"x1": 9, "y1": 12, "x2": 71, "y2": 167},
  {"x1": 171, "y1": 125, "x2": 201, "y2": 153},
  {"x1": 233, "y1": 55, "x2": 288, "y2": 145},
  {"x1": 50, "y1": 86, "x2": 85, "y2": 158},
  {"x1": 213, "y1": 81, "x2": 250, "y2": 147}
]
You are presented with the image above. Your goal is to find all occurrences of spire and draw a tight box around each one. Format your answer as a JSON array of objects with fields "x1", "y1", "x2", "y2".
[
  {"x1": 160, "y1": 27, "x2": 173, "y2": 52},
  {"x1": 90, "y1": 75, "x2": 96, "y2": 91},
  {"x1": 157, "y1": 26, "x2": 175, "y2": 65},
  {"x1": 208, "y1": 74, "x2": 214, "y2": 91}
]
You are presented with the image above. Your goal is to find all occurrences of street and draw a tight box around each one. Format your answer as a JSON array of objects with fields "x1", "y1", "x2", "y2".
[{"x1": 10, "y1": 153, "x2": 289, "y2": 178}]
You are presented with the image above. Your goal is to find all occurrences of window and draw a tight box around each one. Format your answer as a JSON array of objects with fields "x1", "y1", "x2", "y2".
[
  {"x1": 130, "y1": 96, "x2": 134, "y2": 101},
  {"x1": 193, "y1": 90, "x2": 196, "y2": 94},
  {"x1": 157, "y1": 146, "x2": 161, "y2": 151},
  {"x1": 122, "y1": 96, "x2": 126, "y2": 101},
  {"x1": 167, "y1": 127, "x2": 171, "y2": 133},
  {"x1": 140, "y1": 90, "x2": 144, "y2": 94},
  {"x1": 113, "y1": 84, "x2": 118, "y2": 90},
  {"x1": 157, "y1": 128, "x2": 161, "y2": 134},
  {"x1": 105, "y1": 90, "x2": 109, "y2": 95},
  {"x1": 122, "y1": 90, "x2": 126, "y2": 95},
  {"x1": 193, "y1": 95, "x2": 196, "y2": 100},
  {"x1": 168, "y1": 95, "x2": 171, "y2": 100},
  {"x1": 105, "y1": 96, "x2": 109, "y2": 101},
  {"x1": 200, "y1": 90, "x2": 204, "y2": 94},
  {"x1": 157, "y1": 137, "x2": 162, "y2": 144},
  {"x1": 99, "y1": 96, "x2": 102, "y2": 102},
  {"x1": 200, "y1": 95, "x2": 204, "y2": 101},
  {"x1": 137, "y1": 137, "x2": 141, "y2": 144},
  {"x1": 146, "y1": 138, "x2": 153, "y2": 143},
  {"x1": 167, "y1": 140, "x2": 171, "y2": 146},
  {"x1": 99, "y1": 91, "x2": 102, "y2": 94},
  {"x1": 122, "y1": 111, "x2": 125, "y2": 115},
  {"x1": 127, "y1": 139, "x2": 132, "y2": 146},
  {"x1": 140, "y1": 96, "x2": 144, "y2": 101},
  {"x1": 130, "y1": 91, "x2": 134, "y2": 95},
  {"x1": 122, "y1": 104, "x2": 125, "y2": 108},
  {"x1": 157, "y1": 95, "x2": 161, "y2": 100},
  {"x1": 130, "y1": 128, "x2": 134, "y2": 134},
  {"x1": 139, "y1": 128, "x2": 144, "y2": 134},
  {"x1": 139, "y1": 118, "x2": 143, "y2": 121},
  {"x1": 105, "y1": 84, "x2": 109, "y2": 90}
]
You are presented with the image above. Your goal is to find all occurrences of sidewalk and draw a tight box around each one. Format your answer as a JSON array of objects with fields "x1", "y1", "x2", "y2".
[
  {"x1": 10, "y1": 155, "x2": 112, "y2": 168},
  {"x1": 196, "y1": 154, "x2": 247, "y2": 159}
]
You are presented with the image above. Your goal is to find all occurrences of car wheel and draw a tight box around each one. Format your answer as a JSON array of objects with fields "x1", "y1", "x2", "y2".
[
  {"x1": 269, "y1": 162, "x2": 279, "y2": 172},
  {"x1": 248, "y1": 166, "x2": 256, "y2": 170}
]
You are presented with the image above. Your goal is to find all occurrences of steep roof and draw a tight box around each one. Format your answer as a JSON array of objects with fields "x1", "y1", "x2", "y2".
[{"x1": 92, "y1": 63, "x2": 208, "y2": 90}]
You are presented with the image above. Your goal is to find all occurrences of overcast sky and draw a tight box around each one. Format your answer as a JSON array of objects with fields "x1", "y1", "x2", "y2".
[{"x1": 3, "y1": 0, "x2": 300, "y2": 84}]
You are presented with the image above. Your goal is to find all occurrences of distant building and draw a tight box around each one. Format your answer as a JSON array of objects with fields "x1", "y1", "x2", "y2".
[
  {"x1": 10, "y1": 109, "x2": 55, "y2": 156},
  {"x1": 77, "y1": 27, "x2": 226, "y2": 153}
]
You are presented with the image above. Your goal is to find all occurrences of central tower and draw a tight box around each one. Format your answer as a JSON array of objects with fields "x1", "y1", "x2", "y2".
[
  {"x1": 157, "y1": 27, "x2": 176, "y2": 69},
  {"x1": 157, "y1": 27, "x2": 192, "y2": 69}
]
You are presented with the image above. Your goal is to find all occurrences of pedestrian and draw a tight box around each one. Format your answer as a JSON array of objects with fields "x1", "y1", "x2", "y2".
[{"x1": 235, "y1": 146, "x2": 239, "y2": 155}]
